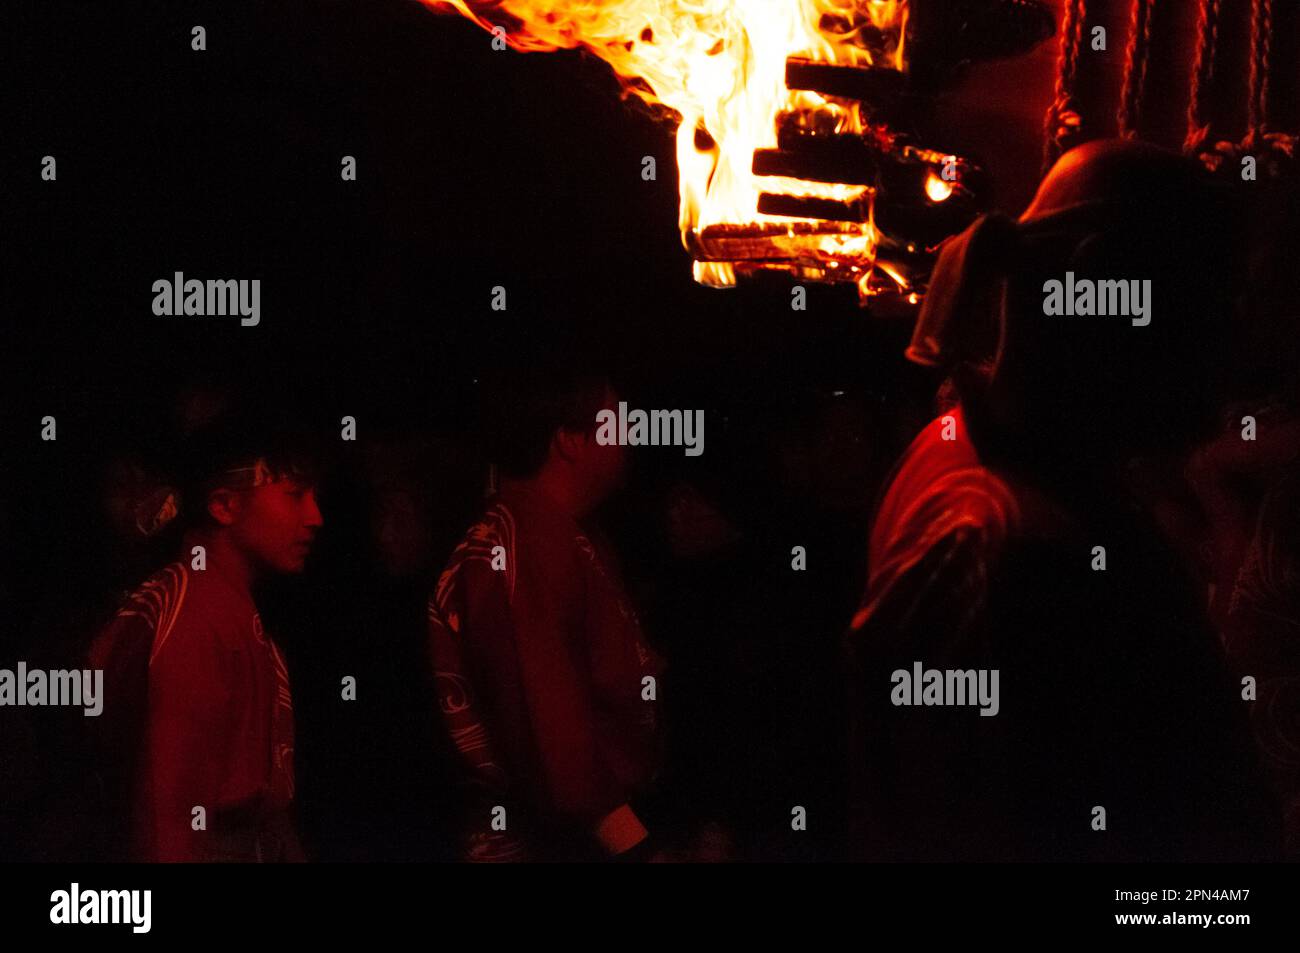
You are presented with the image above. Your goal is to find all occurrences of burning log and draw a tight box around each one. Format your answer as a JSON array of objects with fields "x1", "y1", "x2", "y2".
[
  {"x1": 758, "y1": 130, "x2": 981, "y2": 189},
  {"x1": 689, "y1": 222, "x2": 873, "y2": 263},
  {"x1": 757, "y1": 193, "x2": 869, "y2": 223},
  {"x1": 714, "y1": 3, "x2": 1052, "y2": 303},
  {"x1": 785, "y1": 57, "x2": 905, "y2": 104},
  {"x1": 752, "y1": 140, "x2": 879, "y2": 186},
  {"x1": 743, "y1": 46, "x2": 992, "y2": 302},
  {"x1": 426, "y1": 0, "x2": 1052, "y2": 305},
  {"x1": 814, "y1": 13, "x2": 903, "y2": 66}
]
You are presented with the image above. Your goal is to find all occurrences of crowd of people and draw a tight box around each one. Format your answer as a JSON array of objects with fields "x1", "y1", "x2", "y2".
[{"x1": 3, "y1": 139, "x2": 1298, "y2": 862}]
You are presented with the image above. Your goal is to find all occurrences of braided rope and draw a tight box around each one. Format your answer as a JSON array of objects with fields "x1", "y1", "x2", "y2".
[
  {"x1": 1178, "y1": 0, "x2": 1294, "y2": 175},
  {"x1": 1240, "y1": 0, "x2": 1296, "y2": 170},
  {"x1": 1117, "y1": 0, "x2": 1156, "y2": 138},
  {"x1": 1184, "y1": 0, "x2": 1222, "y2": 152},
  {"x1": 1042, "y1": 0, "x2": 1088, "y2": 173},
  {"x1": 1246, "y1": 0, "x2": 1273, "y2": 142}
]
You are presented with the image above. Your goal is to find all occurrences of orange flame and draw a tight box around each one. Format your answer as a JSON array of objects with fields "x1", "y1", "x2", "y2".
[{"x1": 424, "y1": 0, "x2": 909, "y2": 291}]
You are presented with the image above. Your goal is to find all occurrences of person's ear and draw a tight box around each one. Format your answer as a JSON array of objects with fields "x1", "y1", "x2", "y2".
[
  {"x1": 552, "y1": 427, "x2": 588, "y2": 464},
  {"x1": 206, "y1": 487, "x2": 243, "y2": 527}
]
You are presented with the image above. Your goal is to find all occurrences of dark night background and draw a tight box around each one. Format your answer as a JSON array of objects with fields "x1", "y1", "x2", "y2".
[
  {"x1": 6, "y1": 0, "x2": 945, "y2": 861},
  {"x1": 5, "y1": 0, "x2": 1299, "y2": 861}
]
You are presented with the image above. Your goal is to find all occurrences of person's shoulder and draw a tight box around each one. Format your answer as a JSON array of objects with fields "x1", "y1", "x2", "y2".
[
  {"x1": 875, "y1": 460, "x2": 1020, "y2": 575},
  {"x1": 874, "y1": 411, "x2": 1018, "y2": 543},
  {"x1": 464, "y1": 500, "x2": 517, "y2": 553},
  {"x1": 89, "y1": 561, "x2": 191, "y2": 671},
  {"x1": 119, "y1": 561, "x2": 257, "y2": 665},
  {"x1": 856, "y1": 410, "x2": 1019, "y2": 641},
  {"x1": 104, "y1": 561, "x2": 191, "y2": 637},
  {"x1": 114, "y1": 561, "x2": 190, "y2": 618},
  {"x1": 431, "y1": 501, "x2": 519, "y2": 609}
]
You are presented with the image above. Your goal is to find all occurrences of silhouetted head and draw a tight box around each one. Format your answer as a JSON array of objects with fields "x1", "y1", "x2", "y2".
[
  {"x1": 910, "y1": 139, "x2": 1246, "y2": 473},
  {"x1": 481, "y1": 345, "x2": 626, "y2": 515}
]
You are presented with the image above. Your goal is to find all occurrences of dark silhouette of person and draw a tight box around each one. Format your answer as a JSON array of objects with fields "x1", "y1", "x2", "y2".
[
  {"x1": 427, "y1": 353, "x2": 663, "y2": 861},
  {"x1": 847, "y1": 140, "x2": 1281, "y2": 861}
]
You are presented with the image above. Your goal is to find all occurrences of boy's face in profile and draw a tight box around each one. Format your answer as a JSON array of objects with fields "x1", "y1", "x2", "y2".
[
  {"x1": 225, "y1": 476, "x2": 323, "y2": 574},
  {"x1": 583, "y1": 385, "x2": 628, "y2": 504}
]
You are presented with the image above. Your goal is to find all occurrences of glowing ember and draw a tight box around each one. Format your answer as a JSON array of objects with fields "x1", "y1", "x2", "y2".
[
  {"x1": 423, "y1": 0, "x2": 910, "y2": 293},
  {"x1": 924, "y1": 170, "x2": 953, "y2": 203}
]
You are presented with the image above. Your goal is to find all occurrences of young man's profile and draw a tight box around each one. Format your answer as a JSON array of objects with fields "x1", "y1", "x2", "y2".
[{"x1": 88, "y1": 399, "x2": 323, "y2": 862}]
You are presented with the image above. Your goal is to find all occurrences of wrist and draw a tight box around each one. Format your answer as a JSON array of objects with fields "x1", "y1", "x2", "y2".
[{"x1": 594, "y1": 803, "x2": 649, "y2": 857}]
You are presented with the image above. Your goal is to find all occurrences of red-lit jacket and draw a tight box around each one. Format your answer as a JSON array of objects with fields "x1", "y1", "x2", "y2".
[
  {"x1": 88, "y1": 562, "x2": 300, "y2": 862},
  {"x1": 428, "y1": 486, "x2": 663, "y2": 861}
]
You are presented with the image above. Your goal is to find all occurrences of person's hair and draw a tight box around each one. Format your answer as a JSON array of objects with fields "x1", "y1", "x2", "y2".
[
  {"x1": 479, "y1": 347, "x2": 611, "y2": 479},
  {"x1": 169, "y1": 391, "x2": 320, "y2": 532}
]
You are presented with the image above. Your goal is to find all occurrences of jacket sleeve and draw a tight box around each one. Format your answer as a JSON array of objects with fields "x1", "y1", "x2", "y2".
[
  {"x1": 428, "y1": 573, "x2": 529, "y2": 862},
  {"x1": 507, "y1": 546, "x2": 647, "y2": 853}
]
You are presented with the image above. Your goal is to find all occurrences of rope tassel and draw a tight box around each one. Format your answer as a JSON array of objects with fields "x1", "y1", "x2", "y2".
[{"x1": 1042, "y1": 0, "x2": 1088, "y2": 174}]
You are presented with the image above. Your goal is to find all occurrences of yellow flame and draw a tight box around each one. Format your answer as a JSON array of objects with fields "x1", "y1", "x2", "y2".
[
  {"x1": 425, "y1": 0, "x2": 908, "y2": 283},
  {"x1": 924, "y1": 171, "x2": 953, "y2": 202}
]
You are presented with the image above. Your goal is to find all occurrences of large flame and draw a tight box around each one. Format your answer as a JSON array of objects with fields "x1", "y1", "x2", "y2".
[{"x1": 424, "y1": 0, "x2": 909, "y2": 289}]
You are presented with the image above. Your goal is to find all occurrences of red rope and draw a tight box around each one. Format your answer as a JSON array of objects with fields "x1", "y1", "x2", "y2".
[
  {"x1": 1183, "y1": 0, "x2": 1293, "y2": 174},
  {"x1": 1117, "y1": 0, "x2": 1156, "y2": 139},
  {"x1": 1184, "y1": 0, "x2": 1222, "y2": 152},
  {"x1": 1246, "y1": 0, "x2": 1273, "y2": 143},
  {"x1": 1042, "y1": 0, "x2": 1087, "y2": 173},
  {"x1": 1241, "y1": 0, "x2": 1296, "y2": 169}
]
